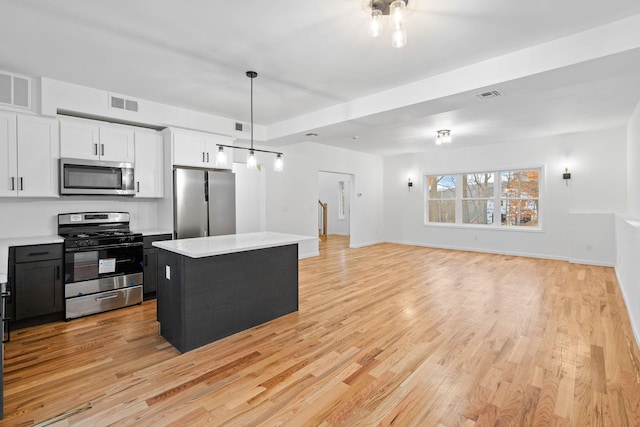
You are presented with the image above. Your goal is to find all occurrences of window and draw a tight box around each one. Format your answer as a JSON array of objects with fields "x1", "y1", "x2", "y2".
[
  {"x1": 425, "y1": 168, "x2": 541, "y2": 228},
  {"x1": 462, "y1": 173, "x2": 494, "y2": 225},
  {"x1": 500, "y1": 170, "x2": 539, "y2": 227},
  {"x1": 338, "y1": 181, "x2": 346, "y2": 220},
  {"x1": 427, "y1": 175, "x2": 456, "y2": 223}
]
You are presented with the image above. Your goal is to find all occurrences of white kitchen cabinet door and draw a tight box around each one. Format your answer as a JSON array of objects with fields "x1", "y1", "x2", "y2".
[
  {"x1": 134, "y1": 131, "x2": 164, "y2": 198},
  {"x1": 59, "y1": 119, "x2": 100, "y2": 160},
  {"x1": 0, "y1": 111, "x2": 18, "y2": 197},
  {"x1": 16, "y1": 115, "x2": 59, "y2": 197},
  {"x1": 173, "y1": 131, "x2": 207, "y2": 167},
  {"x1": 99, "y1": 126, "x2": 135, "y2": 163}
]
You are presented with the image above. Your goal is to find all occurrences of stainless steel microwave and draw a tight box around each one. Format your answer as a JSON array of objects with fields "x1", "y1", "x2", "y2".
[{"x1": 60, "y1": 158, "x2": 135, "y2": 196}]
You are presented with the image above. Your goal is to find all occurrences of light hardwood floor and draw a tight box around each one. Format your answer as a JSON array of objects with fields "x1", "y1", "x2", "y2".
[{"x1": 3, "y1": 236, "x2": 640, "y2": 426}]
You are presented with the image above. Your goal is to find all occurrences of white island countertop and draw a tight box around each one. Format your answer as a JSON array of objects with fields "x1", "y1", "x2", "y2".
[{"x1": 152, "y1": 231, "x2": 317, "y2": 258}]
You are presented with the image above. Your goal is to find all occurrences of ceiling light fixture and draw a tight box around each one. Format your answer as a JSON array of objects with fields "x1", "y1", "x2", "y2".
[
  {"x1": 436, "y1": 130, "x2": 452, "y2": 145},
  {"x1": 216, "y1": 71, "x2": 283, "y2": 172},
  {"x1": 370, "y1": 0, "x2": 408, "y2": 48}
]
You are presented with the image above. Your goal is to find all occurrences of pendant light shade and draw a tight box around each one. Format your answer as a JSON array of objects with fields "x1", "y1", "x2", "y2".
[
  {"x1": 370, "y1": 9, "x2": 383, "y2": 37},
  {"x1": 274, "y1": 153, "x2": 284, "y2": 172},
  {"x1": 215, "y1": 146, "x2": 227, "y2": 167},
  {"x1": 247, "y1": 149, "x2": 257, "y2": 170}
]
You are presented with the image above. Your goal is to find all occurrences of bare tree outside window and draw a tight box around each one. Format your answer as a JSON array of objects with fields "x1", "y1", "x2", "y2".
[
  {"x1": 462, "y1": 173, "x2": 494, "y2": 224},
  {"x1": 428, "y1": 175, "x2": 456, "y2": 223}
]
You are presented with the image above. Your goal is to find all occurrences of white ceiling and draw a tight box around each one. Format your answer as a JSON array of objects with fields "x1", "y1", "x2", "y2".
[{"x1": 2, "y1": 0, "x2": 640, "y2": 155}]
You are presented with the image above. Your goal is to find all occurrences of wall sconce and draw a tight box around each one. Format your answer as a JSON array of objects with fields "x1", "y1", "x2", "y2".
[
  {"x1": 563, "y1": 167, "x2": 571, "y2": 186},
  {"x1": 407, "y1": 177, "x2": 413, "y2": 191}
]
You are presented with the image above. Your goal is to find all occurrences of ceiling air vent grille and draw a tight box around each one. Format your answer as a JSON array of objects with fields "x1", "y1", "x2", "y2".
[
  {"x1": 476, "y1": 90, "x2": 502, "y2": 100},
  {"x1": 0, "y1": 70, "x2": 31, "y2": 110},
  {"x1": 235, "y1": 122, "x2": 250, "y2": 133},
  {"x1": 109, "y1": 94, "x2": 139, "y2": 112}
]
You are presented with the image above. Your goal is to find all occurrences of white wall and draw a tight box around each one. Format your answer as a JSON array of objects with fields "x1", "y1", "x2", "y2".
[
  {"x1": 0, "y1": 197, "x2": 159, "y2": 237},
  {"x1": 233, "y1": 162, "x2": 266, "y2": 233},
  {"x1": 616, "y1": 99, "x2": 640, "y2": 345},
  {"x1": 318, "y1": 171, "x2": 351, "y2": 236},
  {"x1": 263, "y1": 142, "x2": 383, "y2": 257},
  {"x1": 384, "y1": 128, "x2": 626, "y2": 263}
]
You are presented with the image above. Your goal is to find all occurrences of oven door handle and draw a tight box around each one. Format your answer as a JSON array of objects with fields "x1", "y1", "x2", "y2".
[
  {"x1": 95, "y1": 293, "x2": 119, "y2": 302},
  {"x1": 65, "y1": 242, "x2": 143, "y2": 252}
]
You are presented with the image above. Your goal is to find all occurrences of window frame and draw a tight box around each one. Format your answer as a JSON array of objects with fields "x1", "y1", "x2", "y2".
[{"x1": 423, "y1": 166, "x2": 544, "y2": 232}]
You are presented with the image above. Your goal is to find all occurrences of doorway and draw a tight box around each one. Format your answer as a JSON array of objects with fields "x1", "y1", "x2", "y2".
[{"x1": 318, "y1": 171, "x2": 352, "y2": 248}]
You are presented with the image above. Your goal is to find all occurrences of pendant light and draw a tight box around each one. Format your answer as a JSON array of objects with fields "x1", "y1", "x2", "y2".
[
  {"x1": 215, "y1": 146, "x2": 227, "y2": 167},
  {"x1": 215, "y1": 71, "x2": 283, "y2": 171},
  {"x1": 369, "y1": 0, "x2": 408, "y2": 48},
  {"x1": 246, "y1": 71, "x2": 258, "y2": 170}
]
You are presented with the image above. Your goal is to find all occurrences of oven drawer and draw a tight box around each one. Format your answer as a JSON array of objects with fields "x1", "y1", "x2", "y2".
[
  {"x1": 65, "y1": 272, "x2": 143, "y2": 298},
  {"x1": 65, "y1": 286, "x2": 142, "y2": 320}
]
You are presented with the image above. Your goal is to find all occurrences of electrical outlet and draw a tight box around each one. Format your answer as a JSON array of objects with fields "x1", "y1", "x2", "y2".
[{"x1": 165, "y1": 265, "x2": 171, "y2": 280}]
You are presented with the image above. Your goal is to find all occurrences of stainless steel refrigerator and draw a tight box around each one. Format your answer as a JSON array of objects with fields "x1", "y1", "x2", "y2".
[{"x1": 173, "y1": 168, "x2": 236, "y2": 239}]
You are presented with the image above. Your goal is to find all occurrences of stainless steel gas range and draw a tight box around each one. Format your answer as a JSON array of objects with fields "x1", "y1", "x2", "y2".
[{"x1": 58, "y1": 212, "x2": 143, "y2": 320}]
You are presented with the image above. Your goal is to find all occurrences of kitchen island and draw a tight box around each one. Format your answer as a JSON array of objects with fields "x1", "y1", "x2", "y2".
[{"x1": 153, "y1": 232, "x2": 316, "y2": 353}]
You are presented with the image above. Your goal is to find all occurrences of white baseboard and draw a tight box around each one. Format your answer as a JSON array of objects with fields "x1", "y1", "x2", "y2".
[
  {"x1": 384, "y1": 239, "x2": 569, "y2": 262},
  {"x1": 349, "y1": 240, "x2": 384, "y2": 249},
  {"x1": 615, "y1": 268, "x2": 640, "y2": 350},
  {"x1": 299, "y1": 251, "x2": 320, "y2": 259}
]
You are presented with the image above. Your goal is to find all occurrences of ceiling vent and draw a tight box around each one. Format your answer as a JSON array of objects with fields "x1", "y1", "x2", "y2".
[
  {"x1": 0, "y1": 70, "x2": 31, "y2": 110},
  {"x1": 109, "y1": 94, "x2": 139, "y2": 112},
  {"x1": 476, "y1": 90, "x2": 502, "y2": 100},
  {"x1": 235, "y1": 122, "x2": 250, "y2": 133}
]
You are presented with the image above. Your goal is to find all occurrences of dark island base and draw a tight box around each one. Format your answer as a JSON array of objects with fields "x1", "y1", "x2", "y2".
[{"x1": 157, "y1": 243, "x2": 299, "y2": 353}]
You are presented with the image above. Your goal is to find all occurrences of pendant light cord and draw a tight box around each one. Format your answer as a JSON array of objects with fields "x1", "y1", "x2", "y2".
[{"x1": 247, "y1": 70, "x2": 257, "y2": 151}]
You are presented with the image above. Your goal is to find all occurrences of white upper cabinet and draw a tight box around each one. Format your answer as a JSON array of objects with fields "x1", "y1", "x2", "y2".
[
  {"x1": 134, "y1": 130, "x2": 164, "y2": 198},
  {"x1": 171, "y1": 129, "x2": 233, "y2": 170},
  {"x1": 60, "y1": 118, "x2": 135, "y2": 163},
  {"x1": 0, "y1": 111, "x2": 59, "y2": 198}
]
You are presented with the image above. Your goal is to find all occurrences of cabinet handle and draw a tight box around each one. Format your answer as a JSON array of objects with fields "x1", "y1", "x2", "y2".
[
  {"x1": 56, "y1": 265, "x2": 61, "y2": 280},
  {"x1": 206, "y1": 152, "x2": 210, "y2": 163},
  {"x1": 94, "y1": 143, "x2": 98, "y2": 155},
  {"x1": 202, "y1": 152, "x2": 205, "y2": 162},
  {"x1": 137, "y1": 181, "x2": 140, "y2": 193},
  {"x1": 19, "y1": 177, "x2": 23, "y2": 191},
  {"x1": 101, "y1": 144, "x2": 105, "y2": 156},
  {"x1": 10, "y1": 177, "x2": 15, "y2": 191},
  {"x1": 144, "y1": 254, "x2": 148, "y2": 266},
  {"x1": 2, "y1": 316, "x2": 10, "y2": 344},
  {"x1": 28, "y1": 251, "x2": 49, "y2": 256}
]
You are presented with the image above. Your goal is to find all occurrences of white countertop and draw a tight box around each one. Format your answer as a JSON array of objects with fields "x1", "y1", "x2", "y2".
[
  {"x1": 0, "y1": 235, "x2": 64, "y2": 283},
  {"x1": 152, "y1": 231, "x2": 317, "y2": 258}
]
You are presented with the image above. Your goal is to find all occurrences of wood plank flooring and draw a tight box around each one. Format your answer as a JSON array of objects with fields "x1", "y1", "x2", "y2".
[{"x1": 3, "y1": 236, "x2": 640, "y2": 426}]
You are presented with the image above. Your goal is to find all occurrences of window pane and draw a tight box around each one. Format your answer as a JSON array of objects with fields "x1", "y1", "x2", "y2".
[
  {"x1": 428, "y1": 175, "x2": 456, "y2": 199},
  {"x1": 463, "y1": 200, "x2": 493, "y2": 224},
  {"x1": 429, "y1": 200, "x2": 455, "y2": 223},
  {"x1": 501, "y1": 199, "x2": 539, "y2": 226},
  {"x1": 463, "y1": 173, "x2": 493, "y2": 198},
  {"x1": 501, "y1": 170, "x2": 539, "y2": 198}
]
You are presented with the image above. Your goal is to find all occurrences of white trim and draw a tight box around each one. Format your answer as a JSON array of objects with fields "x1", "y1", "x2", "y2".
[
  {"x1": 422, "y1": 222, "x2": 544, "y2": 233},
  {"x1": 349, "y1": 240, "x2": 384, "y2": 249},
  {"x1": 329, "y1": 232, "x2": 350, "y2": 236},
  {"x1": 299, "y1": 251, "x2": 320, "y2": 259},
  {"x1": 384, "y1": 239, "x2": 568, "y2": 262},
  {"x1": 615, "y1": 268, "x2": 640, "y2": 350},
  {"x1": 569, "y1": 258, "x2": 614, "y2": 267}
]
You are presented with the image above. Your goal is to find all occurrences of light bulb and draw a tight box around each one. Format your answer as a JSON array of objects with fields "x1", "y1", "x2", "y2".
[
  {"x1": 274, "y1": 154, "x2": 284, "y2": 172},
  {"x1": 216, "y1": 146, "x2": 227, "y2": 167},
  {"x1": 391, "y1": 22, "x2": 407, "y2": 48},
  {"x1": 247, "y1": 149, "x2": 257, "y2": 170},
  {"x1": 370, "y1": 9, "x2": 383, "y2": 37},
  {"x1": 389, "y1": 0, "x2": 405, "y2": 26}
]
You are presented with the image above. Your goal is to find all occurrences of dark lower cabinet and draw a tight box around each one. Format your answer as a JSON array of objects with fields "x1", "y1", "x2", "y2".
[
  {"x1": 15, "y1": 260, "x2": 63, "y2": 320},
  {"x1": 9, "y1": 243, "x2": 64, "y2": 328},
  {"x1": 142, "y1": 234, "x2": 172, "y2": 299}
]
